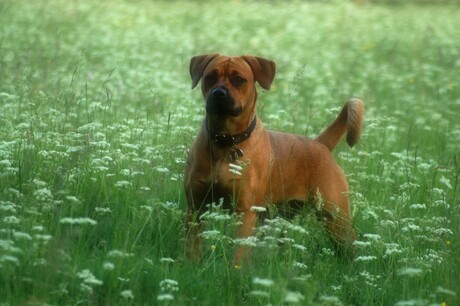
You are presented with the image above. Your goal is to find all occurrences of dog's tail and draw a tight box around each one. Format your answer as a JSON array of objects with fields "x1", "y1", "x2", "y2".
[{"x1": 315, "y1": 98, "x2": 364, "y2": 151}]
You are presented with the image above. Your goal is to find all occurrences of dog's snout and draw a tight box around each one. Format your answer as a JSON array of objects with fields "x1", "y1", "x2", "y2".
[{"x1": 211, "y1": 87, "x2": 228, "y2": 98}]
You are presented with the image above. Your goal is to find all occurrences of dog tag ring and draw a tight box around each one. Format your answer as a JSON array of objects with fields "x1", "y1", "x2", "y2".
[{"x1": 231, "y1": 147, "x2": 244, "y2": 161}]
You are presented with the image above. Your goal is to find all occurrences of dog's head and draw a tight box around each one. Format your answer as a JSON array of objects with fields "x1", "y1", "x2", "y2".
[{"x1": 189, "y1": 54, "x2": 276, "y2": 117}]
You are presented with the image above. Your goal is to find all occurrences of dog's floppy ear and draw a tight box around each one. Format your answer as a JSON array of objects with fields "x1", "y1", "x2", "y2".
[
  {"x1": 242, "y1": 56, "x2": 276, "y2": 90},
  {"x1": 190, "y1": 54, "x2": 219, "y2": 89}
]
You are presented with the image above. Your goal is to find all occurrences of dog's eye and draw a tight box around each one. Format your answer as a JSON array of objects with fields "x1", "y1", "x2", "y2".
[
  {"x1": 231, "y1": 75, "x2": 247, "y2": 87},
  {"x1": 204, "y1": 72, "x2": 218, "y2": 86}
]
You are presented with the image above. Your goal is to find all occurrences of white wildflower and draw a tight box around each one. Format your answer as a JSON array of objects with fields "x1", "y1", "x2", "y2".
[
  {"x1": 3, "y1": 215, "x2": 20, "y2": 224},
  {"x1": 157, "y1": 294, "x2": 174, "y2": 301},
  {"x1": 228, "y1": 168, "x2": 242, "y2": 176},
  {"x1": 319, "y1": 295, "x2": 343, "y2": 306},
  {"x1": 250, "y1": 290, "x2": 270, "y2": 298},
  {"x1": 201, "y1": 211, "x2": 231, "y2": 221},
  {"x1": 279, "y1": 237, "x2": 295, "y2": 244},
  {"x1": 200, "y1": 230, "x2": 222, "y2": 240},
  {"x1": 354, "y1": 256, "x2": 377, "y2": 262},
  {"x1": 353, "y1": 240, "x2": 371, "y2": 247},
  {"x1": 67, "y1": 146, "x2": 86, "y2": 153},
  {"x1": 120, "y1": 168, "x2": 131, "y2": 176},
  {"x1": 160, "y1": 257, "x2": 175, "y2": 264},
  {"x1": 432, "y1": 188, "x2": 445, "y2": 196},
  {"x1": 331, "y1": 285, "x2": 342, "y2": 291},
  {"x1": 228, "y1": 162, "x2": 243, "y2": 175},
  {"x1": 285, "y1": 291, "x2": 305, "y2": 303},
  {"x1": 409, "y1": 204, "x2": 426, "y2": 210},
  {"x1": 0, "y1": 201, "x2": 17, "y2": 213},
  {"x1": 363, "y1": 233, "x2": 381, "y2": 241},
  {"x1": 433, "y1": 228, "x2": 453, "y2": 236},
  {"x1": 33, "y1": 188, "x2": 53, "y2": 202},
  {"x1": 401, "y1": 224, "x2": 421, "y2": 232},
  {"x1": 120, "y1": 290, "x2": 134, "y2": 299},
  {"x1": 93, "y1": 166, "x2": 109, "y2": 172},
  {"x1": 398, "y1": 267, "x2": 423, "y2": 277},
  {"x1": 77, "y1": 269, "x2": 103, "y2": 286},
  {"x1": 80, "y1": 283, "x2": 93, "y2": 294},
  {"x1": 15, "y1": 122, "x2": 29, "y2": 129},
  {"x1": 66, "y1": 196, "x2": 81, "y2": 204},
  {"x1": 0, "y1": 255, "x2": 20, "y2": 266},
  {"x1": 121, "y1": 143, "x2": 139, "y2": 150},
  {"x1": 384, "y1": 243, "x2": 403, "y2": 257},
  {"x1": 293, "y1": 262, "x2": 308, "y2": 269},
  {"x1": 0, "y1": 159, "x2": 11, "y2": 167},
  {"x1": 155, "y1": 167, "x2": 170, "y2": 173},
  {"x1": 114, "y1": 180, "x2": 131, "y2": 188},
  {"x1": 399, "y1": 182, "x2": 420, "y2": 190},
  {"x1": 288, "y1": 224, "x2": 308, "y2": 234},
  {"x1": 293, "y1": 275, "x2": 312, "y2": 282},
  {"x1": 13, "y1": 231, "x2": 32, "y2": 241},
  {"x1": 34, "y1": 234, "x2": 53, "y2": 242},
  {"x1": 162, "y1": 201, "x2": 178, "y2": 209},
  {"x1": 160, "y1": 279, "x2": 179, "y2": 292},
  {"x1": 95, "y1": 207, "x2": 112, "y2": 214},
  {"x1": 433, "y1": 199, "x2": 450, "y2": 208},
  {"x1": 170, "y1": 173, "x2": 182, "y2": 181},
  {"x1": 436, "y1": 286, "x2": 457, "y2": 297},
  {"x1": 229, "y1": 162, "x2": 243, "y2": 171},
  {"x1": 250, "y1": 206, "x2": 266, "y2": 212},
  {"x1": 395, "y1": 299, "x2": 428, "y2": 306},
  {"x1": 32, "y1": 179, "x2": 47, "y2": 187},
  {"x1": 380, "y1": 220, "x2": 396, "y2": 228},
  {"x1": 103, "y1": 262, "x2": 115, "y2": 271},
  {"x1": 292, "y1": 244, "x2": 307, "y2": 252},
  {"x1": 439, "y1": 176, "x2": 452, "y2": 189},
  {"x1": 77, "y1": 122, "x2": 102, "y2": 133},
  {"x1": 0, "y1": 239, "x2": 22, "y2": 253},
  {"x1": 33, "y1": 258, "x2": 47, "y2": 266},
  {"x1": 108, "y1": 249, "x2": 134, "y2": 258},
  {"x1": 175, "y1": 157, "x2": 185, "y2": 164},
  {"x1": 234, "y1": 236, "x2": 258, "y2": 247},
  {"x1": 118, "y1": 277, "x2": 130, "y2": 283},
  {"x1": 32, "y1": 226, "x2": 44, "y2": 232},
  {"x1": 8, "y1": 188, "x2": 22, "y2": 197},
  {"x1": 60, "y1": 217, "x2": 97, "y2": 225},
  {"x1": 322, "y1": 248, "x2": 335, "y2": 256},
  {"x1": 253, "y1": 277, "x2": 274, "y2": 287}
]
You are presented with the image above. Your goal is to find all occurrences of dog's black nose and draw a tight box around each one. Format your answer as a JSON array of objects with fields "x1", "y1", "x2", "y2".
[{"x1": 211, "y1": 87, "x2": 228, "y2": 97}]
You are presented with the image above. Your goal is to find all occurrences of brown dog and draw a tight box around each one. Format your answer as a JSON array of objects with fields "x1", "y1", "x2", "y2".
[{"x1": 184, "y1": 54, "x2": 364, "y2": 265}]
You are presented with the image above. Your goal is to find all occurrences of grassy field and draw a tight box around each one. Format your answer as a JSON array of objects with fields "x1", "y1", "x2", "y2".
[{"x1": 1, "y1": 0, "x2": 459, "y2": 305}]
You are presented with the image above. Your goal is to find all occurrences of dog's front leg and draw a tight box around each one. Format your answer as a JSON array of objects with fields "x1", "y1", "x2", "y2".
[{"x1": 232, "y1": 209, "x2": 258, "y2": 267}]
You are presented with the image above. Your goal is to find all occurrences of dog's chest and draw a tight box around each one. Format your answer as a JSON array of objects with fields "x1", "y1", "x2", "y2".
[
  {"x1": 209, "y1": 157, "x2": 244, "y2": 186},
  {"x1": 191, "y1": 157, "x2": 246, "y2": 208}
]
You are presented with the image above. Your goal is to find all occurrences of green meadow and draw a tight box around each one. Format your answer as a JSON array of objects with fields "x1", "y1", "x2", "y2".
[{"x1": 0, "y1": 0, "x2": 459, "y2": 305}]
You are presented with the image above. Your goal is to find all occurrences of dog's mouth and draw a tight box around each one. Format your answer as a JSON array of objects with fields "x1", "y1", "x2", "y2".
[{"x1": 205, "y1": 88, "x2": 242, "y2": 117}]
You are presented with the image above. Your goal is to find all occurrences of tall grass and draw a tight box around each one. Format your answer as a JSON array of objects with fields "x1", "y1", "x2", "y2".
[{"x1": 0, "y1": 0, "x2": 459, "y2": 305}]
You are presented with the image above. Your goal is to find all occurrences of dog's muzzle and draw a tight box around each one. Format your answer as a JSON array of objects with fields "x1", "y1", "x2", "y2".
[{"x1": 206, "y1": 86, "x2": 242, "y2": 117}]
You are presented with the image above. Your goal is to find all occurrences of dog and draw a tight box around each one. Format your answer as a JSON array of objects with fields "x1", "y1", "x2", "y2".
[{"x1": 184, "y1": 54, "x2": 364, "y2": 265}]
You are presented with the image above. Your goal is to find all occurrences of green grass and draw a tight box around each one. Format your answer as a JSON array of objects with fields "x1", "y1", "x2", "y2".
[{"x1": 1, "y1": 0, "x2": 459, "y2": 305}]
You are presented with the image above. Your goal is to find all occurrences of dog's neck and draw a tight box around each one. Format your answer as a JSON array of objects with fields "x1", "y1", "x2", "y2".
[{"x1": 205, "y1": 115, "x2": 257, "y2": 148}]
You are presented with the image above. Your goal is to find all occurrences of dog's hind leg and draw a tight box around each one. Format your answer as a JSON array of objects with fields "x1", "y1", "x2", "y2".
[{"x1": 313, "y1": 176, "x2": 356, "y2": 257}]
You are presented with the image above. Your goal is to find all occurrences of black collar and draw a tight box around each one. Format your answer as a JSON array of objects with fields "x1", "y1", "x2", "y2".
[{"x1": 206, "y1": 116, "x2": 257, "y2": 147}]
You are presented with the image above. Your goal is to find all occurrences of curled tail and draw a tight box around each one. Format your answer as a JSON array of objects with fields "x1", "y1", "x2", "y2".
[{"x1": 315, "y1": 98, "x2": 364, "y2": 151}]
